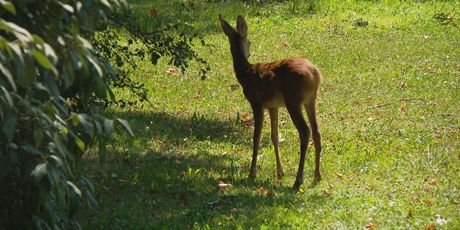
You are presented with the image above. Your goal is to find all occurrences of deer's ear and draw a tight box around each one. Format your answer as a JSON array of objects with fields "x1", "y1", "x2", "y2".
[
  {"x1": 219, "y1": 15, "x2": 236, "y2": 37},
  {"x1": 236, "y1": 15, "x2": 248, "y2": 38}
]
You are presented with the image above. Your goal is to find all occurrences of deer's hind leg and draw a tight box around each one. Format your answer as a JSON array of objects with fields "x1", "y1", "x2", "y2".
[
  {"x1": 305, "y1": 97, "x2": 322, "y2": 182},
  {"x1": 286, "y1": 103, "x2": 310, "y2": 190}
]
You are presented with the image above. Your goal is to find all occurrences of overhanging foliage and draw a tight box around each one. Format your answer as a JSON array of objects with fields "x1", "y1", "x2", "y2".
[{"x1": 0, "y1": 0, "x2": 131, "y2": 228}]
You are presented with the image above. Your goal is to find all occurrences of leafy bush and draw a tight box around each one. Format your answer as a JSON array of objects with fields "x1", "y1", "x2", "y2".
[
  {"x1": 91, "y1": 7, "x2": 210, "y2": 108},
  {"x1": 0, "y1": 0, "x2": 132, "y2": 228}
]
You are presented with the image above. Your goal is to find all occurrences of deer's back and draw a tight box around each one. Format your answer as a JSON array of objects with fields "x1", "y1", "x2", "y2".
[{"x1": 242, "y1": 58, "x2": 321, "y2": 108}]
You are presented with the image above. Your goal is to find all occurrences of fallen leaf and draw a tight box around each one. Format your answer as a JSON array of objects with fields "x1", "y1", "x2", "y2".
[
  {"x1": 322, "y1": 189, "x2": 331, "y2": 197},
  {"x1": 429, "y1": 179, "x2": 437, "y2": 185},
  {"x1": 423, "y1": 199, "x2": 432, "y2": 206},
  {"x1": 194, "y1": 91, "x2": 201, "y2": 99},
  {"x1": 274, "y1": 178, "x2": 282, "y2": 186},
  {"x1": 240, "y1": 111, "x2": 253, "y2": 127},
  {"x1": 257, "y1": 186, "x2": 266, "y2": 194},
  {"x1": 398, "y1": 106, "x2": 407, "y2": 115},
  {"x1": 166, "y1": 67, "x2": 179, "y2": 76},
  {"x1": 425, "y1": 223, "x2": 435, "y2": 230},
  {"x1": 218, "y1": 181, "x2": 232, "y2": 189},
  {"x1": 408, "y1": 207, "x2": 414, "y2": 217},
  {"x1": 365, "y1": 222, "x2": 377, "y2": 229},
  {"x1": 400, "y1": 82, "x2": 407, "y2": 88},
  {"x1": 336, "y1": 172, "x2": 343, "y2": 179},
  {"x1": 150, "y1": 8, "x2": 158, "y2": 17},
  {"x1": 266, "y1": 190, "x2": 276, "y2": 198},
  {"x1": 241, "y1": 111, "x2": 250, "y2": 121}
]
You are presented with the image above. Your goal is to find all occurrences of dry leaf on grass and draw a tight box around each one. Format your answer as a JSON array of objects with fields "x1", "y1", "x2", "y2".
[
  {"x1": 365, "y1": 222, "x2": 377, "y2": 229},
  {"x1": 218, "y1": 181, "x2": 232, "y2": 189}
]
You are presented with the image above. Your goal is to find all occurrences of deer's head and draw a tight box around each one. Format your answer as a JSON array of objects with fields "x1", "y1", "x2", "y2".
[{"x1": 219, "y1": 15, "x2": 250, "y2": 59}]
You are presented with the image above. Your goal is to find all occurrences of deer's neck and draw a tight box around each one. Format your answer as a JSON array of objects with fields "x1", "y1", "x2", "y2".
[{"x1": 230, "y1": 47, "x2": 251, "y2": 86}]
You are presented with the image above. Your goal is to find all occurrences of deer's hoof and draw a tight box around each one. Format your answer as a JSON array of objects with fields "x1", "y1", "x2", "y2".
[
  {"x1": 248, "y1": 173, "x2": 256, "y2": 183},
  {"x1": 277, "y1": 170, "x2": 284, "y2": 179},
  {"x1": 314, "y1": 173, "x2": 321, "y2": 182},
  {"x1": 292, "y1": 179, "x2": 303, "y2": 191}
]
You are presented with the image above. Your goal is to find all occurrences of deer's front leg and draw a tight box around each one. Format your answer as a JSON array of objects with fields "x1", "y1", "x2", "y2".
[
  {"x1": 269, "y1": 108, "x2": 284, "y2": 178},
  {"x1": 249, "y1": 104, "x2": 264, "y2": 181}
]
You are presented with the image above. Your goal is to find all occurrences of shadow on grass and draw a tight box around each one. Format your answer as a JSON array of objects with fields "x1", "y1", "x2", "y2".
[
  {"x1": 79, "y1": 149, "x2": 326, "y2": 229},
  {"x1": 111, "y1": 110, "x2": 250, "y2": 147},
  {"x1": 78, "y1": 110, "x2": 326, "y2": 228}
]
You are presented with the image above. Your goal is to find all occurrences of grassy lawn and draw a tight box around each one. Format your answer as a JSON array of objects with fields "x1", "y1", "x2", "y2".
[{"x1": 79, "y1": 0, "x2": 459, "y2": 229}]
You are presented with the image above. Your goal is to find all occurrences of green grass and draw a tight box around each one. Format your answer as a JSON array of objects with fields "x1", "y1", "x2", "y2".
[{"x1": 79, "y1": 0, "x2": 459, "y2": 229}]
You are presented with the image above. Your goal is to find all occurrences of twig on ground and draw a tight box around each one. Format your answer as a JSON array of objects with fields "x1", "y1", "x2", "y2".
[{"x1": 365, "y1": 98, "x2": 426, "y2": 110}]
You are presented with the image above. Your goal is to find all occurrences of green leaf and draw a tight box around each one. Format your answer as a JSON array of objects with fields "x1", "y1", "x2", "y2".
[
  {"x1": 42, "y1": 74, "x2": 60, "y2": 97},
  {"x1": 75, "y1": 137, "x2": 85, "y2": 151},
  {"x1": 100, "y1": 0, "x2": 111, "y2": 8},
  {"x1": 20, "y1": 144, "x2": 42, "y2": 155},
  {"x1": 31, "y1": 163, "x2": 47, "y2": 182},
  {"x1": 32, "y1": 35, "x2": 44, "y2": 45},
  {"x1": 0, "y1": 62, "x2": 16, "y2": 92},
  {"x1": 32, "y1": 49, "x2": 53, "y2": 70},
  {"x1": 0, "y1": 86, "x2": 13, "y2": 108},
  {"x1": 57, "y1": 1, "x2": 74, "y2": 13},
  {"x1": 80, "y1": 176, "x2": 95, "y2": 193},
  {"x1": 2, "y1": 111, "x2": 16, "y2": 143},
  {"x1": 33, "y1": 130, "x2": 44, "y2": 147},
  {"x1": 49, "y1": 155, "x2": 63, "y2": 168},
  {"x1": 94, "y1": 76, "x2": 107, "y2": 98},
  {"x1": 103, "y1": 118, "x2": 113, "y2": 135},
  {"x1": 116, "y1": 118, "x2": 134, "y2": 137},
  {"x1": 66, "y1": 181, "x2": 82, "y2": 197},
  {"x1": 0, "y1": 0, "x2": 16, "y2": 15},
  {"x1": 20, "y1": 52, "x2": 35, "y2": 87},
  {"x1": 43, "y1": 43, "x2": 57, "y2": 64},
  {"x1": 94, "y1": 120, "x2": 102, "y2": 136},
  {"x1": 52, "y1": 133, "x2": 71, "y2": 163},
  {"x1": 56, "y1": 180, "x2": 66, "y2": 210},
  {"x1": 4, "y1": 21, "x2": 32, "y2": 43},
  {"x1": 77, "y1": 114, "x2": 94, "y2": 137},
  {"x1": 85, "y1": 190, "x2": 99, "y2": 208},
  {"x1": 87, "y1": 54, "x2": 103, "y2": 77}
]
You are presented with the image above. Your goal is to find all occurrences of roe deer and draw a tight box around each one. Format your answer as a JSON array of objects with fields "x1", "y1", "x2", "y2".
[{"x1": 219, "y1": 15, "x2": 322, "y2": 190}]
